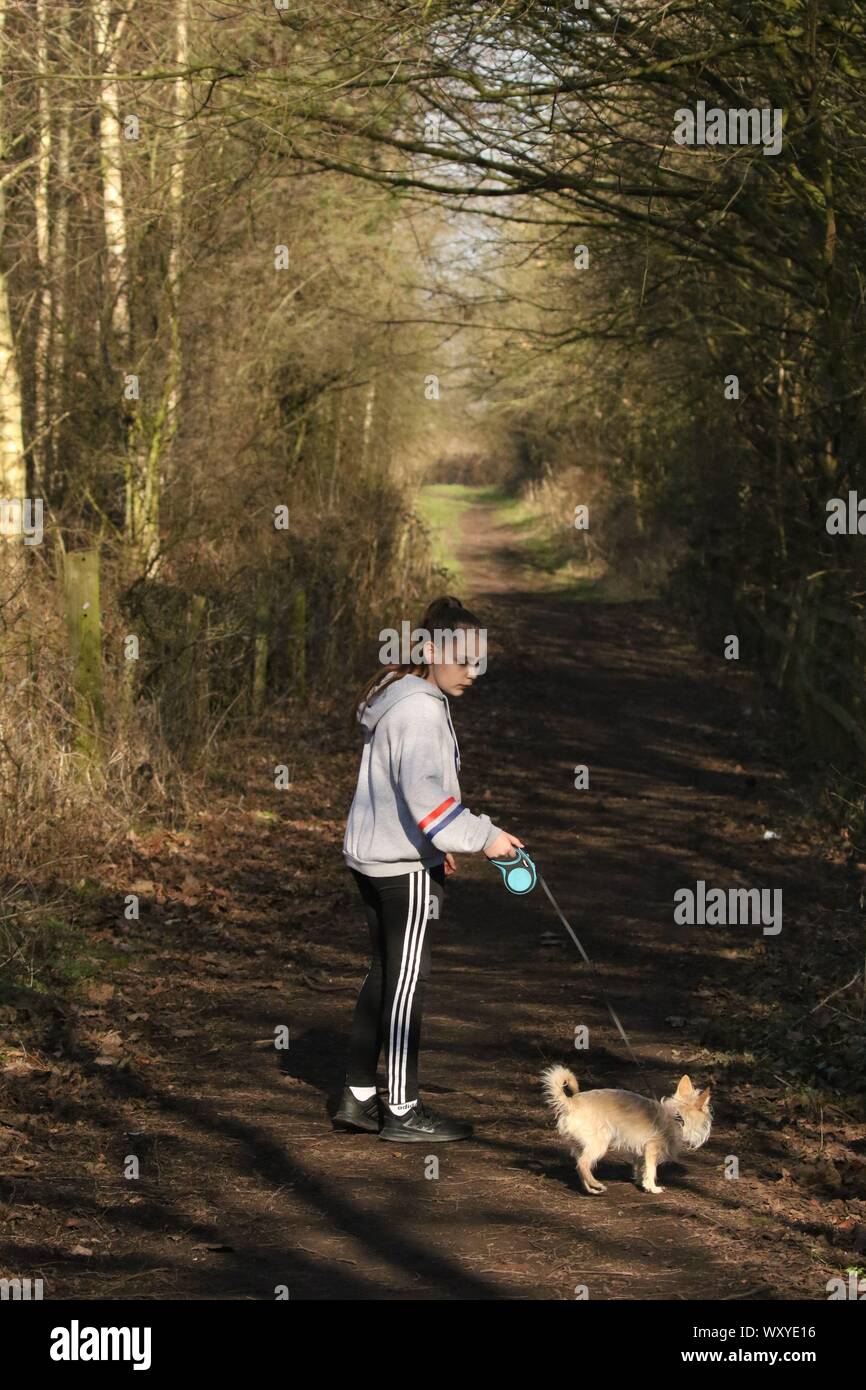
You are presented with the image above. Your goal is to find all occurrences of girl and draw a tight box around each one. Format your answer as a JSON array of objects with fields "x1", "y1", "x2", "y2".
[{"x1": 336, "y1": 596, "x2": 523, "y2": 1142}]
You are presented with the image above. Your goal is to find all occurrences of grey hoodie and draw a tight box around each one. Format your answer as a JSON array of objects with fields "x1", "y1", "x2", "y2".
[{"x1": 343, "y1": 674, "x2": 502, "y2": 877}]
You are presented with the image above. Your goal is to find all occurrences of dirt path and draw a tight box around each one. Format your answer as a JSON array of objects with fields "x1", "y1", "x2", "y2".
[{"x1": 2, "y1": 497, "x2": 863, "y2": 1301}]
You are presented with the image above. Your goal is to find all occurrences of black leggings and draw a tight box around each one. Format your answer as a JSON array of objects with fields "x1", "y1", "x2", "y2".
[{"x1": 346, "y1": 865, "x2": 445, "y2": 1105}]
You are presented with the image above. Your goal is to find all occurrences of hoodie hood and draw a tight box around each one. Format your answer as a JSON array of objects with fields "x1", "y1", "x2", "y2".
[{"x1": 359, "y1": 674, "x2": 445, "y2": 732}]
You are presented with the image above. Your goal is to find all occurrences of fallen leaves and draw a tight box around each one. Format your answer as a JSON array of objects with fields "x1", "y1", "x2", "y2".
[
  {"x1": 127, "y1": 878, "x2": 159, "y2": 898},
  {"x1": 82, "y1": 982, "x2": 116, "y2": 1005},
  {"x1": 791, "y1": 1156, "x2": 844, "y2": 1193},
  {"x1": 834, "y1": 1217, "x2": 866, "y2": 1252}
]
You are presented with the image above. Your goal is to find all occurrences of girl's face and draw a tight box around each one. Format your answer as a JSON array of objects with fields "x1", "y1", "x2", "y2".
[{"x1": 422, "y1": 625, "x2": 485, "y2": 698}]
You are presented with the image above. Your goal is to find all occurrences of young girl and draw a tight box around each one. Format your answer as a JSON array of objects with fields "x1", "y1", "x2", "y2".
[{"x1": 336, "y1": 596, "x2": 523, "y2": 1142}]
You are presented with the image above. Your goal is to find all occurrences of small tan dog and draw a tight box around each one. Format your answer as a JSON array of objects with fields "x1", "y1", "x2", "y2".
[{"x1": 542, "y1": 1065, "x2": 712, "y2": 1195}]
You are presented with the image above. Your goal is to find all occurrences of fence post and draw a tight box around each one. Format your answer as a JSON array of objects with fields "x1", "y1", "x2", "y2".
[
  {"x1": 776, "y1": 583, "x2": 803, "y2": 688},
  {"x1": 180, "y1": 593, "x2": 208, "y2": 743},
  {"x1": 64, "y1": 548, "x2": 103, "y2": 760},
  {"x1": 252, "y1": 580, "x2": 269, "y2": 716},
  {"x1": 289, "y1": 587, "x2": 306, "y2": 697}
]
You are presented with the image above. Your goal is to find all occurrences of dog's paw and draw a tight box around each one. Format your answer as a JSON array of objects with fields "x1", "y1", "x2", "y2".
[
  {"x1": 641, "y1": 1183, "x2": 665, "y2": 1194},
  {"x1": 584, "y1": 1182, "x2": 607, "y2": 1194}
]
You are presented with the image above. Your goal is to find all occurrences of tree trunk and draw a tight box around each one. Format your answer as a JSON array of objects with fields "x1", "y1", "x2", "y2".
[
  {"x1": 48, "y1": 3, "x2": 71, "y2": 489},
  {"x1": 32, "y1": 0, "x2": 52, "y2": 491},
  {"x1": 0, "y1": 1, "x2": 28, "y2": 648},
  {"x1": 94, "y1": 0, "x2": 130, "y2": 349}
]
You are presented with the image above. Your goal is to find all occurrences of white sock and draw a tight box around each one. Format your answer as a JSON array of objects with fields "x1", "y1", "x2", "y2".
[
  {"x1": 349, "y1": 1086, "x2": 376, "y2": 1102},
  {"x1": 388, "y1": 1099, "x2": 417, "y2": 1116}
]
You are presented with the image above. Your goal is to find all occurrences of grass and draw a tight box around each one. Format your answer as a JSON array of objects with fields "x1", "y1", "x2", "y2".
[
  {"x1": 417, "y1": 484, "x2": 504, "y2": 581},
  {"x1": 491, "y1": 491, "x2": 607, "y2": 598},
  {"x1": 417, "y1": 481, "x2": 605, "y2": 599}
]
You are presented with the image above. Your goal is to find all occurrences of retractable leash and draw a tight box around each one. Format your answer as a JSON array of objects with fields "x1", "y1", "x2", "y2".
[
  {"x1": 491, "y1": 846, "x2": 656, "y2": 1096},
  {"x1": 488, "y1": 845, "x2": 537, "y2": 895}
]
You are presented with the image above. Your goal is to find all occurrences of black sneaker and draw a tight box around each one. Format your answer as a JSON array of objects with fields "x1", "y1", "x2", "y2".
[
  {"x1": 333, "y1": 1087, "x2": 381, "y2": 1133},
  {"x1": 379, "y1": 1100, "x2": 472, "y2": 1143}
]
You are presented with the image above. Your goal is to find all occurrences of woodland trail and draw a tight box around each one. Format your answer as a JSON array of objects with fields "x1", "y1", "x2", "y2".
[{"x1": 2, "y1": 496, "x2": 861, "y2": 1302}]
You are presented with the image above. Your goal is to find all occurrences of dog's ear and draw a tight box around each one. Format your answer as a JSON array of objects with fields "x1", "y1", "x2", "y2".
[
  {"x1": 675, "y1": 1075, "x2": 694, "y2": 1098},
  {"x1": 696, "y1": 1088, "x2": 711, "y2": 1111}
]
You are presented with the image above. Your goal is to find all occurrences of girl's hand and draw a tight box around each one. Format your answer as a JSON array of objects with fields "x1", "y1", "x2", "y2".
[
  {"x1": 444, "y1": 853, "x2": 457, "y2": 877},
  {"x1": 484, "y1": 831, "x2": 524, "y2": 860}
]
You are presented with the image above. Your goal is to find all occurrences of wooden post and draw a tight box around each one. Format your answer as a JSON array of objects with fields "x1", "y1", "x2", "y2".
[
  {"x1": 289, "y1": 587, "x2": 306, "y2": 697},
  {"x1": 180, "y1": 593, "x2": 208, "y2": 740},
  {"x1": 252, "y1": 580, "x2": 269, "y2": 716},
  {"x1": 64, "y1": 549, "x2": 104, "y2": 759},
  {"x1": 776, "y1": 583, "x2": 803, "y2": 689}
]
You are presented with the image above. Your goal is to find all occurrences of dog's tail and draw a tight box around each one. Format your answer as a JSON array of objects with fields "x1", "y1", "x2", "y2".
[{"x1": 541, "y1": 1064, "x2": 580, "y2": 1119}]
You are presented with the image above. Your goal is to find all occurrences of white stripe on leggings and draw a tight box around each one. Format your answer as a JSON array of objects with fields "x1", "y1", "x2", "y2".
[
  {"x1": 396, "y1": 869, "x2": 430, "y2": 1105},
  {"x1": 387, "y1": 871, "x2": 416, "y2": 1105},
  {"x1": 387, "y1": 870, "x2": 428, "y2": 1106}
]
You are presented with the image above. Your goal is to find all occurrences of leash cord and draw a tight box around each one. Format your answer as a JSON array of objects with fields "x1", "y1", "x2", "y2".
[{"x1": 538, "y1": 872, "x2": 657, "y2": 1097}]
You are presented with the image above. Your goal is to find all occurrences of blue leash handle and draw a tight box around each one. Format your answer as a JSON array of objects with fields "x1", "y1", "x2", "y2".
[{"x1": 489, "y1": 846, "x2": 538, "y2": 895}]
